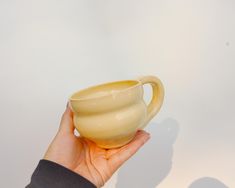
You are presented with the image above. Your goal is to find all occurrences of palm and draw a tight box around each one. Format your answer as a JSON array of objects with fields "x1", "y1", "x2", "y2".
[
  {"x1": 71, "y1": 136, "x2": 118, "y2": 187},
  {"x1": 44, "y1": 106, "x2": 150, "y2": 187}
]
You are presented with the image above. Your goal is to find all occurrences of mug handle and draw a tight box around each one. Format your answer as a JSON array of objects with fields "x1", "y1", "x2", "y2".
[{"x1": 138, "y1": 75, "x2": 164, "y2": 129}]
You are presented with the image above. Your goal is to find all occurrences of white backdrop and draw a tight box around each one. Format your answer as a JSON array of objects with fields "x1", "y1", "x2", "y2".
[{"x1": 0, "y1": 0, "x2": 234, "y2": 187}]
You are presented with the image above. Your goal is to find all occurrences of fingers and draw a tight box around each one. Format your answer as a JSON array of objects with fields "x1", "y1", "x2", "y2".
[
  {"x1": 108, "y1": 130, "x2": 150, "y2": 170},
  {"x1": 106, "y1": 148, "x2": 120, "y2": 159},
  {"x1": 58, "y1": 103, "x2": 75, "y2": 134}
]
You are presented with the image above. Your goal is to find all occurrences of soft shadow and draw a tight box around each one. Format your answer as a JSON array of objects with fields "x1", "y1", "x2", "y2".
[
  {"x1": 116, "y1": 118, "x2": 179, "y2": 188},
  {"x1": 188, "y1": 177, "x2": 229, "y2": 188}
]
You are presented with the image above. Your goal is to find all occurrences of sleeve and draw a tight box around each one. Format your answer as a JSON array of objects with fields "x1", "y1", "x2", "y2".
[{"x1": 26, "y1": 159, "x2": 96, "y2": 188}]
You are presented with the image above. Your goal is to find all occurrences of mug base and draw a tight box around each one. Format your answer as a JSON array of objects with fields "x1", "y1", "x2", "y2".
[{"x1": 94, "y1": 132, "x2": 136, "y2": 149}]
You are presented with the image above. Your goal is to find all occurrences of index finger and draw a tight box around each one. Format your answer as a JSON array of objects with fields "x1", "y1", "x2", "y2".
[{"x1": 108, "y1": 130, "x2": 150, "y2": 170}]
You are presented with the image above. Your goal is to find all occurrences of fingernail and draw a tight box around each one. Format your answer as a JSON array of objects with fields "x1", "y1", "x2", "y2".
[{"x1": 66, "y1": 102, "x2": 69, "y2": 108}]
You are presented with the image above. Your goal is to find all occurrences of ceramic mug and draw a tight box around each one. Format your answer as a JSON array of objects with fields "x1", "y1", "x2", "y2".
[{"x1": 69, "y1": 75, "x2": 164, "y2": 148}]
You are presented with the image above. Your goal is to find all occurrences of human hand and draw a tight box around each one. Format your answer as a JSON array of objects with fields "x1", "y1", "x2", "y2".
[{"x1": 44, "y1": 105, "x2": 150, "y2": 187}]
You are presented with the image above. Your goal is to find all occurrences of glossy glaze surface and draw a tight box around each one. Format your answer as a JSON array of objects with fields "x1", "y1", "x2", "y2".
[{"x1": 69, "y1": 76, "x2": 164, "y2": 148}]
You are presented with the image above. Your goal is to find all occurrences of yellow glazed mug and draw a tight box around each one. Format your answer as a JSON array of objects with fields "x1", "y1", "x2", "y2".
[{"x1": 69, "y1": 75, "x2": 164, "y2": 148}]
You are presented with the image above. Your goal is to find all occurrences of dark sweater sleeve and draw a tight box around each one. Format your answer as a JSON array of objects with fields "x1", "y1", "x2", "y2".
[{"x1": 26, "y1": 159, "x2": 96, "y2": 188}]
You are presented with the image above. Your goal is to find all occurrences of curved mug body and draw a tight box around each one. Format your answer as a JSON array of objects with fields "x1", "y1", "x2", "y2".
[{"x1": 69, "y1": 76, "x2": 164, "y2": 148}]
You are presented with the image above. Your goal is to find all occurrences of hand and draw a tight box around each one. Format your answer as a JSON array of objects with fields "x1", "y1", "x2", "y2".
[{"x1": 44, "y1": 105, "x2": 150, "y2": 187}]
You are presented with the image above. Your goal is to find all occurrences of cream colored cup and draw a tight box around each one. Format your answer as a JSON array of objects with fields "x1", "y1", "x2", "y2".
[{"x1": 69, "y1": 75, "x2": 164, "y2": 148}]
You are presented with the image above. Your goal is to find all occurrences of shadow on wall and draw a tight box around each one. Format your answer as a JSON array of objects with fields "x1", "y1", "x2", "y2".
[
  {"x1": 188, "y1": 177, "x2": 229, "y2": 188},
  {"x1": 116, "y1": 118, "x2": 179, "y2": 188}
]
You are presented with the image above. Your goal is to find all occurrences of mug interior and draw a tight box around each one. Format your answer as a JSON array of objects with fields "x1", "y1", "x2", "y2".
[{"x1": 70, "y1": 80, "x2": 139, "y2": 101}]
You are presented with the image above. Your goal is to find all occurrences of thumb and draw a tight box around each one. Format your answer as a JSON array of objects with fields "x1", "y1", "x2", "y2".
[{"x1": 58, "y1": 103, "x2": 75, "y2": 134}]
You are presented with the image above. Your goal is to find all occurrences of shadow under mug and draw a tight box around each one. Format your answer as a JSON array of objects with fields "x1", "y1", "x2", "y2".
[{"x1": 69, "y1": 75, "x2": 164, "y2": 148}]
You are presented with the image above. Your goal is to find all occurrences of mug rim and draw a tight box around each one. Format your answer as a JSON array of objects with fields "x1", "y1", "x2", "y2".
[{"x1": 69, "y1": 79, "x2": 141, "y2": 102}]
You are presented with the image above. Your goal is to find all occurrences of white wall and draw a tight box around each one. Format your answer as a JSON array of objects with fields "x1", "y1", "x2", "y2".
[{"x1": 0, "y1": 0, "x2": 234, "y2": 187}]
